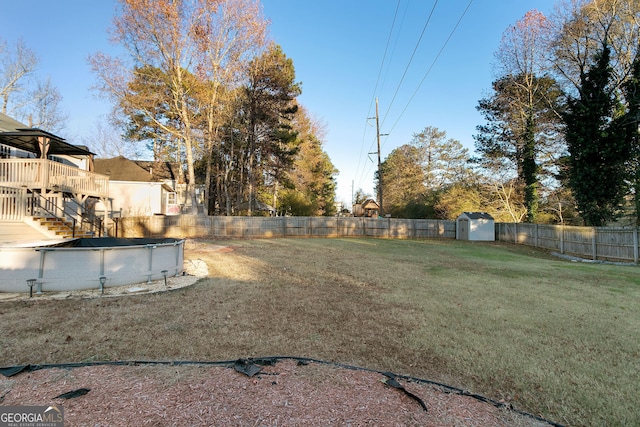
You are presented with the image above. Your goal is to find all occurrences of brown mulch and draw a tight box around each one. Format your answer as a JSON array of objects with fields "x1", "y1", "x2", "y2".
[{"x1": 0, "y1": 359, "x2": 550, "y2": 426}]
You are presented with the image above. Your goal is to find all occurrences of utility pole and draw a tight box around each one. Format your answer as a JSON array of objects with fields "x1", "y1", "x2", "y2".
[
  {"x1": 368, "y1": 97, "x2": 386, "y2": 217},
  {"x1": 375, "y1": 98, "x2": 383, "y2": 216},
  {"x1": 351, "y1": 180, "x2": 354, "y2": 207}
]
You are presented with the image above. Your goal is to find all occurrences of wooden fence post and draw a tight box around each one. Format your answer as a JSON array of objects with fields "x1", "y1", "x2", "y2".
[
  {"x1": 634, "y1": 227, "x2": 638, "y2": 264},
  {"x1": 592, "y1": 227, "x2": 597, "y2": 260}
]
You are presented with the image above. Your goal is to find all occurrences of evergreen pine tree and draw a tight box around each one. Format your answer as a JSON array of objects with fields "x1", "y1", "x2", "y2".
[
  {"x1": 621, "y1": 48, "x2": 640, "y2": 225},
  {"x1": 563, "y1": 45, "x2": 629, "y2": 226}
]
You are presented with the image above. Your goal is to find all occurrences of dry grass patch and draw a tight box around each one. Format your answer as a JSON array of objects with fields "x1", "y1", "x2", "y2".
[{"x1": 1, "y1": 237, "x2": 639, "y2": 426}]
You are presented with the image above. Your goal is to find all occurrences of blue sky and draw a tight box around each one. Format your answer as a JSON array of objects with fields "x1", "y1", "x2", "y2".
[{"x1": 2, "y1": 0, "x2": 558, "y2": 205}]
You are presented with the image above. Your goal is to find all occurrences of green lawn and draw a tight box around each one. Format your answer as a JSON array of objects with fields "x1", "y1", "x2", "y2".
[{"x1": 1, "y1": 238, "x2": 638, "y2": 426}]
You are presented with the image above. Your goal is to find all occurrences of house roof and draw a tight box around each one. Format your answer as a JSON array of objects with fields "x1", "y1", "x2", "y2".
[
  {"x1": 94, "y1": 156, "x2": 154, "y2": 182},
  {"x1": 362, "y1": 198, "x2": 380, "y2": 209},
  {"x1": 0, "y1": 112, "x2": 94, "y2": 157},
  {"x1": 134, "y1": 159, "x2": 180, "y2": 181},
  {"x1": 0, "y1": 112, "x2": 26, "y2": 132},
  {"x1": 459, "y1": 212, "x2": 494, "y2": 220},
  {"x1": 94, "y1": 156, "x2": 181, "y2": 182}
]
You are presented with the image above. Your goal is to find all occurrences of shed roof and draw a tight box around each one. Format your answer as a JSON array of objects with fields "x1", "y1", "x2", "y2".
[{"x1": 459, "y1": 212, "x2": 494, "y2": 220}]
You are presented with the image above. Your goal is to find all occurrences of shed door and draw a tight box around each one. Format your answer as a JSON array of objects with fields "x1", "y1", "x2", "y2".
[{"x1": 457, "y1": 218, "x2": 469, "y2": 240}]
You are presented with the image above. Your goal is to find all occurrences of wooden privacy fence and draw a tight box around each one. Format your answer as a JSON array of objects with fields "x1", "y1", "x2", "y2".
[
  {"x1": 111, "y1": 216, "x2": 639, "y2": 263},
  {"x1": 115, "y1": 216, "x2": 456, "y2": 240},
  {"x1": 496, "y1": 222, "x2": 640, "y2": 263}
]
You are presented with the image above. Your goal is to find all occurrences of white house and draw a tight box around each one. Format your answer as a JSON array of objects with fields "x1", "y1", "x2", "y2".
[
  {"x1": 93, "y1": 156, "x2": 182, "y2": 217},
  {"x1": 456, "y1": 212, "x2": 495, "y2": 241}
]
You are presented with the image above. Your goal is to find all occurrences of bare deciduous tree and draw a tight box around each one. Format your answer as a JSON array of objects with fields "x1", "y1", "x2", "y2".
[
  {"x1": 0, "y1": 38, "x2": 38, "y2": 116},
  {"x1": 192, "y1": 0, "x2": 268, "y2": 213},
  {"x1": 82, "y1": 115, "x2": 143, "y2": 159},
  {"x1": 484, "y1": 10, "x2": 564, "y2": 223},
  {"x1": 551, "y1": 0, "x2": 640, "y2": 93},
  {"x1": 89, "y1": 0, "x2": 202, "y2": 211},
  {"x1": 28, "y1": 77, "x2": 68, "y2": 133},
  {"x1": 89, "y1": 0, "x2": 268, "y2": 215}
]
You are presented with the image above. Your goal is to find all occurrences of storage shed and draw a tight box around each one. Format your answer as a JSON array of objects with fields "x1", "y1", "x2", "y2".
[{"x1": 456, "y1": 212, "x2": 495, "y2": 241}]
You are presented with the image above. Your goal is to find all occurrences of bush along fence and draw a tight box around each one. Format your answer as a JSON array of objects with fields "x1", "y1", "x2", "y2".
[
  {"x1": 113, "y1": 216, "x2": 456, "y2": 240},
  {"x1": 496, "y1": 222, "x2": 640, "y2": 264}
]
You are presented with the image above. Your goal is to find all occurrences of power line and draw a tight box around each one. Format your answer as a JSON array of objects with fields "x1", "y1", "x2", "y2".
[
  {"x1": 379, "y1": 3, "x2": 411, "y2": 97},
  {"x1": 383, "y1": 0, "x2": 475, "y2": 149},
  {"x1": 354, "y1": 1, "x2": 474, "y2": 198},
  {"x1": 370, "y1": 0, "x2": 402, "y2": 111},
  {"x1": 353, "y1": 0, "x2": 401, "y2": 200},
  {"x1": 358, "y1": 1, "x2": 439, "y2": 193},
  {"x1": 357, "y1": 1, "x2": 437, "y2": 195},
  {"x1": 380, "y1": 0, "x2": 439, "y2": 128}
]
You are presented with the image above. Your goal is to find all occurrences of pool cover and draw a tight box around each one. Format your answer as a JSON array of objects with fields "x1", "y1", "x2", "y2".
[{"x1": 44, "y1": 237, "x2": 181, "y2": 248}]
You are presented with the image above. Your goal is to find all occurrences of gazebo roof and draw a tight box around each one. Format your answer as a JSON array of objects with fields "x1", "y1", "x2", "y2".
[
  {"x1": 237, "y1": 198, "x2": 275, "y2": 212},
  {"x1": 0, "y1": 112, "x2": 93, "y2": 157},
  {"x1": 0, "y1": 128, "x2": 94, "y2": 157}
]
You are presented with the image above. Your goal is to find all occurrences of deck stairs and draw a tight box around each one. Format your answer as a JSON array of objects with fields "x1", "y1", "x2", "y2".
[{"x1": 29, "y1": 216, "x2": 95, "y2": 239}]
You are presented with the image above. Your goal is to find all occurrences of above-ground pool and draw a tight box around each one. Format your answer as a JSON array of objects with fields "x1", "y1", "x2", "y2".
[{"x1": 0, "y1": 238, "x2": 184, "y2": 293}]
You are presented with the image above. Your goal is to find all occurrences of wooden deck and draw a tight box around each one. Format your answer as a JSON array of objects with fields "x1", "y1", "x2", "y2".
[
  {"x1": 0, "y1": 221, "x2": 62, "y2": 247},
  {"x1": 0, "y1": 158, "x2": 109, "y2": 199}
]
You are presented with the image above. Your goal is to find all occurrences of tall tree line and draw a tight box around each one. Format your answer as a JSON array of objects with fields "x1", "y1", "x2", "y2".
[
  {"x1": 379, "y1": 1, "x2": 640, "y2": 225},
  {"x1": 555, "y1": 0, "x2": 640, "y2": 226},
  {"x1": 89, "y1": 0, "x2": 336, "y2": 216},
  {"x1": 474, "y1": 0, "x2": 640, "y2": 225}
]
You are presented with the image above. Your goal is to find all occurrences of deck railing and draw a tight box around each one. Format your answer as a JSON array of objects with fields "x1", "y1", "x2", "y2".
[
  {"x1": 0, "y1": 186, "x2": 26, "y2": 221},
  {"x1": 0, "y1": 158, "x2": 109, "y2": 199}
]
